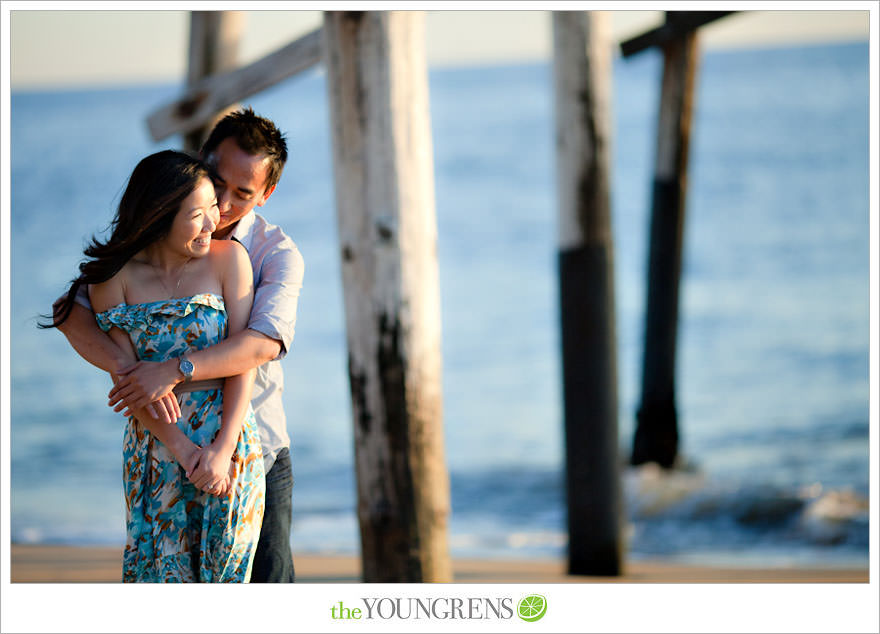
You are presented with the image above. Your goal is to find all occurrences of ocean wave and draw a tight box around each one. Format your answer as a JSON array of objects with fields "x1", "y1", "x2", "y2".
[{"x1": 621, "y1": 463, "x2": 868, "y2": 554}]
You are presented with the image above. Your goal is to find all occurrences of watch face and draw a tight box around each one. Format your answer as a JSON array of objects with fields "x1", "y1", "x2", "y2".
[{"x1": 180, "y1": 359, "x2": 194, "y2": 378}]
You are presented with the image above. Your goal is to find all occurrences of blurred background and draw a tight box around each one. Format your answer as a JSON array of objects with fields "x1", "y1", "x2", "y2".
[{"x1": 7, "y1": 9, "x2": 872, "y2": 568}]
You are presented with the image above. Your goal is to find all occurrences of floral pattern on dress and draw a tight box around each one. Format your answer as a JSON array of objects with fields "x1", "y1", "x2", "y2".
[{"x1": 97, "y1": 293, "x2": 265, "y2": 583}]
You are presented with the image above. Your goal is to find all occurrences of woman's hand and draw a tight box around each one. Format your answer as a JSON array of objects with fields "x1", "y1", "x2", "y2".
[
  {"x1": 187, "y1": 443, "x2": 235, "y2": 497},
  {"x1": 121, "y1": 392, "x2": 181, "y2": 424},
  {"x1": 147, "y1": 427, "x2": 201, "y2": 475}
]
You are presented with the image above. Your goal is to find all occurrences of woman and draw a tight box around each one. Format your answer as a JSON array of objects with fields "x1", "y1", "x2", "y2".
[{"x1": 47, "y1": 150, "x2": 265, "y2": 582}]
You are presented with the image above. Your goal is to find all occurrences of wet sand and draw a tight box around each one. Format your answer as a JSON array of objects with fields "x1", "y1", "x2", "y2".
[{"x1": 10, "y1": 544, "x2": 868, "y2": 583}]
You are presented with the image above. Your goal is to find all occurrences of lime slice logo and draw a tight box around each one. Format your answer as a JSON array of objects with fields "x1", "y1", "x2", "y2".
[{"x1": 517, "y1": 594, "x2": 547, "y2": 622}]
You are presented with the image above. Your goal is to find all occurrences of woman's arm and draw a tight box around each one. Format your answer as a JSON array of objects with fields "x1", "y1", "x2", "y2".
[
  {"x1": 88, "y1": 280, "x2": 199, "y2": 473},
  {"x1": 56, "y1": 295, "x2": 180, "y2": 423},
  {"x1": 188, "y1": 242, "x2": 256, "y2": 494}
]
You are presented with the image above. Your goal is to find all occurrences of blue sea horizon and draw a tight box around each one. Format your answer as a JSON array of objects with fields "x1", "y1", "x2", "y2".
[{"x1": 9, "y1": 40, "x2": 871, "y2": 568}]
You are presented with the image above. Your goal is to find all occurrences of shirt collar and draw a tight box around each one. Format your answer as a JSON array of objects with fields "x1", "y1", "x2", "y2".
[{"x1": 227, "y1": 211, "x2": 257, "y2": 251}]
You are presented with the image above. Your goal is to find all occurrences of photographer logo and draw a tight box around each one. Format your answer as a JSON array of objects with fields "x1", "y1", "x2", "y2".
[
  {"x1": 329, "y1": 593, "x2": 548, "y2": 622},
  {"x1": 517, "y1": 595, "x2": 547, "y2": 622}
]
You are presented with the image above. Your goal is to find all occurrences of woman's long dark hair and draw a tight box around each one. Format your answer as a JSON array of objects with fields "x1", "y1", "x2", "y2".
[{"x1": 42, "y1": 150, "x2": 210, "y2": 329}]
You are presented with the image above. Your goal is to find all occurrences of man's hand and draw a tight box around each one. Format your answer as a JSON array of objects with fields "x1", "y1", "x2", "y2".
[{"x1": 109, "y1": 359, "x2": 182, "y2": 414}]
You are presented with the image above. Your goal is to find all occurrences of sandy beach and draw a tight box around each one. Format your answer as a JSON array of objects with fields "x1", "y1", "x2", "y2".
[{"x1": 10, "y1": 544, "x2": 868, "y2": 583}]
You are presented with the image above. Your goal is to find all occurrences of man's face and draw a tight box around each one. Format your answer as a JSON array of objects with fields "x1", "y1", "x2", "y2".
[{"x1": 205, "y1": 137, "x2": 276, "y2": 239}]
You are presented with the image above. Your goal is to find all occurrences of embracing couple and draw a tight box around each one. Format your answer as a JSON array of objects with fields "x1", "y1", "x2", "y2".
[{"x1": 44, "y1": 109, "x2": 304, "y2": 583}]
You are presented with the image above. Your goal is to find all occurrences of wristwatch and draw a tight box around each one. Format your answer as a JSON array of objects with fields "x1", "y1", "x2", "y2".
[{"x1": 177, "y1": 356, "x2": 194, "y2": 381}]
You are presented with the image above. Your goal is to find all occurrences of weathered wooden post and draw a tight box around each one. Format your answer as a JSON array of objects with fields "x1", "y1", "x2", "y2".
[
  {"x1": 630, "y1": 14, "x2": 700, "y2": 469},
  {"x1": 553, "y1": 11, "x2": 622, "y2": 576},
  {"x1": 322, "y1": 10, "x2": 452, "y2": 583},
  {"x1": 622, "y1": 12, "x2": 734, "y2": 468},
  {"x1": 632, "y1": 29, "x2": 696, "y2": 468},
  {"x1": 184, "y1": 11, "x2": 245, "y2": 151}
]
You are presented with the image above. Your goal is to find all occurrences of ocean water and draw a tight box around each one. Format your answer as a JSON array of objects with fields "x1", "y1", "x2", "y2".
[{"x1": 9, "y1": 41, "x2": 871, "y2": 568}]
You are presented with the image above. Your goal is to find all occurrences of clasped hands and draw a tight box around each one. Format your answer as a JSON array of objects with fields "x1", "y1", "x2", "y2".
[
  {"x1": 186, "y1": 444, "x2": 237, "y2": 498},
  {"x1": 111, "y1": 359, "x2": 233, "y2": 497}
]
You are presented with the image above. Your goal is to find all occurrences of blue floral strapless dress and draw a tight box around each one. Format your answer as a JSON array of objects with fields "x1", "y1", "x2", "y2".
[{"x1": 96, "y1": 293, "x2": 265, "y2": 583}]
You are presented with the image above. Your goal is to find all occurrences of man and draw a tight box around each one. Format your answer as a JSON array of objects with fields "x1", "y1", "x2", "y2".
[{"x1": 56, "y1": 107, "x2": 303, "y2": 583}]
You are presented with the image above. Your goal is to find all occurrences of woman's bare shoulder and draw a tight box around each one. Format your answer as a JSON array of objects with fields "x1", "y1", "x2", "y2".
[
  {"x1": 89, "y1": 264, "x2": 130, "y2": 312},
  {"x1": 209, "y1": 238, "x2": 248, "y2": 255},
  {"x1": 209, "y1": 239, "x2": 251, "y2": 268}
]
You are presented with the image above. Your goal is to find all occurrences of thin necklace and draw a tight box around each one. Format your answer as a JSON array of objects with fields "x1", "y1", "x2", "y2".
[{"x1": 151, "y1": 257, "x2": 191, "y2": 299}]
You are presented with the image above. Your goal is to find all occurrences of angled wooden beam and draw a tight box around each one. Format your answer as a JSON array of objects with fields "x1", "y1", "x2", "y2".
[
  {"x1": 620, "y1": 11, "x2": 735, "y2": 58},
  {"x1": 147, "y1": 28, "x2": 323, "y2": 142}
]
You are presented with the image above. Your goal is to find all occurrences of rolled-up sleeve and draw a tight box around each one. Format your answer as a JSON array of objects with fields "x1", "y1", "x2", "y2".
[
  {"x1": 74, "y1": 284, "x2": 92, "y2": 310},
  {"x1": 248, "y1": 238, "x2": 304, "y2": 361},
  {"x1": 53, "y1": 283, "x2": 92, "y2": 314}
]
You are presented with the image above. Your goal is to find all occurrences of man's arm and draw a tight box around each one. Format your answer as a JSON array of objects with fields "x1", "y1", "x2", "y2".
[
  {"x1": 57, "y1": 302, "x2": 132, "y2": 375},
  {"x1": 107, "y1": 329, "x2": 281, "y2": 413},
  {"x1": 191, "y1": 329, "x2": 282, "y2": 379}
]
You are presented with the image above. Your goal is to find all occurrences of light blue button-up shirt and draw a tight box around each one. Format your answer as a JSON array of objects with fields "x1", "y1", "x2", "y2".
[{"x1": 228, "y1": 211, "x2": 304, "y2": 471}]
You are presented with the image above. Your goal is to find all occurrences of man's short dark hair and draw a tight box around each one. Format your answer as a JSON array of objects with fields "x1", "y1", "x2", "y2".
[{"x1": 200, "y1": 107, "x2": 288, "y2": 191}]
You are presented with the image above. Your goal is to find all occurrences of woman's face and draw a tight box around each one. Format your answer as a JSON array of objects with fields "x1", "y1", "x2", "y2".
[{"x1": 166, "y1": 177, "x2": 219, "y2": 258}]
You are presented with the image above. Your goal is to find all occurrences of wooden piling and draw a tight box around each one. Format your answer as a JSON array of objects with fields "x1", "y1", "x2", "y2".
[
  {"x1": 553, "y1": 11, "x2": 623, "y2": 576},
  {"x1": 322, "y1": 10, "x2": 452, "y2": 583},
  {"x1": 184, "y1": 11, "x2": 245, "y2": 151},
  {"x1": 631, "y1": 25, "x2": 700, "y2": 468}
]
